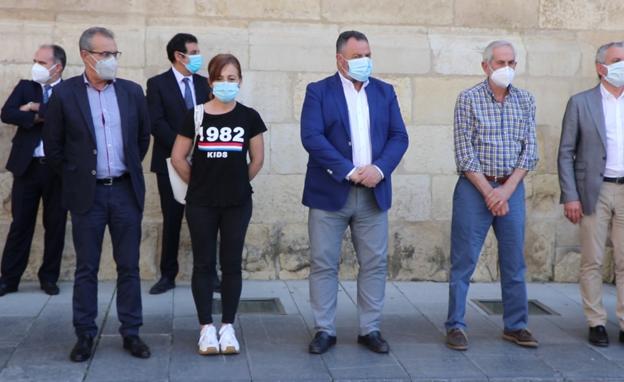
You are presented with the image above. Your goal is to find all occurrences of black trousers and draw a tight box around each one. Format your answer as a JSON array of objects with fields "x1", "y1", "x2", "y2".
[
  {"x1": 155, "y1": 173, "x2": 185, "y2": 279},
  {"x1": 186, "y1": 197, "x2": 252, "y2": 325},
  {"x1": 1, "y1": 159, "x2": 67, "y2": 287}
]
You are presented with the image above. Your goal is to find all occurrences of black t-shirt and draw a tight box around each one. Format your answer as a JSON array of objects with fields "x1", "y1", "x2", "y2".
[{"x1": 180, "y1": 102, "x2": 267, "y2": 207}]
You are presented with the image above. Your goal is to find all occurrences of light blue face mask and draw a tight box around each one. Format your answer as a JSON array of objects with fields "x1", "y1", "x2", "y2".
[
  {"x1": 604, "y1": 61, "x2": 624, "y2": 88},
  {"x1": 347, "y1": 56, "x2": 373, "y2": 83},
  {"x1": 184, "y1": 54, "x2": 203, "y2": 74},
  {"x1": 212, "y1": 81, "x2": 239, "y2": 103}
]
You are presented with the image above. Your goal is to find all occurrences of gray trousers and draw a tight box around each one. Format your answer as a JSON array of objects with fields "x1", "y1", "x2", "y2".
[{"x1": 308, "y1": 187, "x2": 388, "y2": 336}]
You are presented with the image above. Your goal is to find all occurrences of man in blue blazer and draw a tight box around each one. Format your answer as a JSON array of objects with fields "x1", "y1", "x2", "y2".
[
  {"x1": 301, "y1": 31, "x2": 408, "y2": 354},
  {"x1": 0, "y1": 44, "x2": 67, "y2": 297},
  {"x1": 44, "y1": 27, "x2": 151, "y2": 362},
  {"x1": 146, "y1": 33, "x2": 214, "y2": 295}
]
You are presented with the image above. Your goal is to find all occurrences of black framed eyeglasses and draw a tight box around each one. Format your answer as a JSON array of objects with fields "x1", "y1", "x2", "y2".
[{"x1": 87, "y1": 50, "x2": 122, "y2": 59}]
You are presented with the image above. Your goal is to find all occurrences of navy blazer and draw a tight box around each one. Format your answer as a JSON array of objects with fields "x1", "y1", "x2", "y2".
[
  {"x1": 1, "y1": 79, "x2": 53, "y2": 176},
  {"x1": 300, "y1": 73, "x2": 409, "y2": 212},
  {"x1": 146, "y1": 69, "x2": 210, "y2": 174},
  {"x1": 43, "y1": 75, "x2": 150, "y2": 214}
]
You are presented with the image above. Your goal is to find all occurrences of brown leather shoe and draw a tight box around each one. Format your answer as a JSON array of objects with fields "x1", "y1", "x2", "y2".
[
  {"x1": 446, "y1": 328, "x2": 468, "y2": 351},
  {"x1": 502, "y1": 328, "x2": 539, "y2": 348}
]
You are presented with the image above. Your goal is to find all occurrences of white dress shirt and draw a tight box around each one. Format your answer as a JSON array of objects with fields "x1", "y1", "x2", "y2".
[
  {"x1": 601, "y1": 84, "x2": 624, "y2": 177},
  {"x1": 33, "y1": 77, "x2": 61, "y2": 157},
  {"x1": 338, "y1": 72, "x2": 383, "y2": 180},
  {"x1": 172, "y1": 66, "x2": 196, "y2": 105}
]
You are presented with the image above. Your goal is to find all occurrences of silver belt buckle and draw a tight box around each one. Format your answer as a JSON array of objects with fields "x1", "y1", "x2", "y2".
[{"x1": 102, "y1": 177, "x2": 114, "y2": 186}]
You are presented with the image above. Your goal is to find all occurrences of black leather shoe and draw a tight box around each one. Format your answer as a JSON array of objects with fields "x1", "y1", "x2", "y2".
[
  {"x1": 40, "y1": 281, "x2": 59, "y2": 295},
  {"x1": 123, "y1": 335, "x2": 151, "y2": 358},
  {"x1": 149, "y1": 277, "x2": 175, "y2": 295},
  {"x1": 358, "y1": 330, "x2": 390, "y2": 353},
  {"x1": 589, "y1": 325, "x2": 609, "y2": 347},
  {"x1": 70, "y1": 335, "x2": 94, "y2": 362},
  {"x1": 0, "y1": 282, "x2": 17, "y2": 297},
  {"x1": 308, "y1": 331, "x2": 336, "y2": 354}
]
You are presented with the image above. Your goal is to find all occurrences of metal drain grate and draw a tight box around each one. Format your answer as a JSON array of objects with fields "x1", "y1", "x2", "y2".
[
  {"x1": 472, "y1": 299, "x2": 559, "y2": 316},
  {"x1": 212, "y1": 298, "x2": 286, "y2": 315}
]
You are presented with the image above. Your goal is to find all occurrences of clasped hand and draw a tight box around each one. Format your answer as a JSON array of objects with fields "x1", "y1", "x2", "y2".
[
  {"x1": 349, "y1": 165, "x2": 382, "y2": 188},
  {"x1": 484, "y1": 185, "x2": 513, "y2": 217}
]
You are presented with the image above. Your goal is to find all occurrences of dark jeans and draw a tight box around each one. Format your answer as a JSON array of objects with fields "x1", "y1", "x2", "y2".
[
  {"x1": 186, "y1": 197, "x2": 252, "y2": 325},
  {"x1": 1, "y1": 159, "x2": 67, "y2": 287}
]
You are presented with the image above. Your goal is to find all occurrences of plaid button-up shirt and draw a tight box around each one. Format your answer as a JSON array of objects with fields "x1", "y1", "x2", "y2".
[{"x1": 453, "y1": 80, "x2": 538, "y2": 177}]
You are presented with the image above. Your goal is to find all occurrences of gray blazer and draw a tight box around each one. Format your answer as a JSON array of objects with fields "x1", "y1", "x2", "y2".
[{"x1": 558, "y1": 85, "x2": 608, "y2": 215}]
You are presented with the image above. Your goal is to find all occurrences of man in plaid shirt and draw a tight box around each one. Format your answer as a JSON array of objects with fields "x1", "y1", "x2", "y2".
[{"x1": 445, "y1": 40, "x2": 539, "y2": 351}]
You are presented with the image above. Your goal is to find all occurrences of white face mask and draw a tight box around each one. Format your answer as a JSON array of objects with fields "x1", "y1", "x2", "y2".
[
  {"x1": 31, "y1": 63, "x2": 56, "y2": 84},
  {"x1": 603, "y1": 61, "x2": 624, "y2": 88},
  {"x1": 489, "y1": 66, "x2": 515, "y2": 89},
  {"x1": 90, "y1": 54, "x2": 118, "y2": 81}
]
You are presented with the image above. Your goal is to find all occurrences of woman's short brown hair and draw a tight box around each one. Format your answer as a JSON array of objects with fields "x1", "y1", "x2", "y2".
[{"x1": 207, "y1": 53, "x2": 242, "y2": 99}]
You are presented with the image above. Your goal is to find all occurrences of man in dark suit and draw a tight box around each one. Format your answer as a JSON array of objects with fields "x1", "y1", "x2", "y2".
[
  {"x1": 300, "y1": 31, "x2": 408, "y2": 354},
  {"x1": 559, "y1": 41, "x2": 624, "y2": 347},
  {"x1": 146, "y1": 33, "x2": 213, "y2": 295},
  {"x1": 0, "y1": 44, "x2": 67, "y2": 297},
  {"x1": 44, "y1": 27, "x2": 151, "y2": 362}
]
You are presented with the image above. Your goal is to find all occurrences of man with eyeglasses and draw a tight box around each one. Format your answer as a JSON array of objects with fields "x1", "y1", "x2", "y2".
[
  {"x1": 44, "y1": 26, "x2": 151, "y2": 362},
  {"x1": 445, "y1": 40, "x2": 539, "y2": 351},
  {"x1": 146, "y1": 33, "x2": 216, "y2": 295},
  {"x1": 0, "y1": 44, "x2": 67, "y2": 297}
]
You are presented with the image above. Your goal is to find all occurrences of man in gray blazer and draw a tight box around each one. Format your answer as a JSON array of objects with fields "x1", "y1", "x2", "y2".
[{"x1": 558, "y1": 41, "x2": 624, "y2": 348}]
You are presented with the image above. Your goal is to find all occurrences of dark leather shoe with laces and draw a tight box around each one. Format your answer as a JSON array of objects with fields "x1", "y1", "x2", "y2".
[
  {"x1": 446, "y1": 328, "x2": 468, "y2": 351},
  {"x1": 589, "y1": 325, "x2": 609, "y2": 347},
  {"x1": 70, "y1": 335, "x2": 94, "y2": 362},
  {"x1": 123, "y1": 335, "x2": 151, "y2": 358},
  {"x1": 0, "y1": 282, "x2": 17, "y2": 297},
  {"x1": 308, "y1": 331, "x2": 336, "y2": 354},
  {"x1": 357, "y1": 330, "x2": 390, "y2": 353},
  {"x1": 502, "y1": 328, "x2": 539, "y2": 348},
  {"x1": 149, "y1": 277, "x2": 175, "y2": 295},
  {"x1": 40, "y1": 281, "x2": 59, "y2": 295}
]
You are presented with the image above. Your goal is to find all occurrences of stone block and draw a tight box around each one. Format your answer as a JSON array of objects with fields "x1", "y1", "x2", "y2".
[
  {"x1": 375, "y1": 75, "x2": 412, "y2": 124},
  {"x1": 249, "y1": 22, "x2": 337, "y2": 72},
  {"x1": 412, "y1": 76, "x2": 483, "y2": 126},
  {"x1": 432, "y1": 175, "x2": 457, "y2": 220},
  {"x1": 388, "y1": 221, "x2": 450, "y2": 281},
  {"x1": 242, "y1": 223, "x2": 276, "y2": 280},
  {"x1": 0, "y1": 20, "x2": 55, "y2": 64},
  {"x1": 145, "y1": 22, "x2": 249, "y2": 70},
  {"x1": 539, "y1": 0, "x2": 624, "y2": 31},
  {"x1": 524, "y1": 77, "x2": 573, "y2": 128},
  {"x1": 402, "y1": 125, "x2": 455, "y2": 174},
  {"x1": 429, "y1": 32, "x2": 526, "y2": 76},
  {"x1": 524, "y1": 34, "x2": 581, "y2": 77},
  {"x1": 577, "y1": 31, "x2": 624, "y2": 79},
  {"x1": 321, "y1": 0, "x2": 453, "y2": 25},
  {"x1": 525, "y1": 220, "x2": 555, "y2": 281},
  {"x1": 238, "y1": 70, "x2": 293, "y2": 123},
  {"x1": 269, "y1": 123, "x2": 307, "y2": 175},
  {"x1": 277, "y1": 223, "x2": 310, "y2": 279},
  {"x1": 455, "y1": 0, "x2": 539, "y2": 29},
  {"x1": 525, "y1": 174, "x2": 561, "y2": 219},
  {"x1": 553, "y1": 248, "x2": 580, "y2": 282},
  {"x1": 556, "y1": 218, "x2": 580, "y2": 247},
  {"x1": 250, "y1": 174, "x2": 306, "y2": 224},
  {"x1": 389, "y1": 175, "x2": 431, "y2": 222},
  {"x1": 0, "y1": 172, "x2": 12, "y2": 216},
  {"x1": 535, "y1": 124, "x2": 562, "y2": 175},
  {"x1": 293, "y1": 72, "x2": 331, "y2": 122},
  {"x1": 340, "y1": 25, "x2": 430, "y2": 75},
  {"x1": 473, "y1": 229, "x2": 499, "y2": 282},
  {"x1": 203, "y1": 0, "x2": 321, "y2": 20}
]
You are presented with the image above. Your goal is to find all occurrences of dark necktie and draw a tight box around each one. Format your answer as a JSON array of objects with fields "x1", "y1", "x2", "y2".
[
  {"x1": 43, "y1": 84, "x2": 52, "y2": 104},
  {"x1": 182, "y1": 78, "x2": 194, "y2": 109}
]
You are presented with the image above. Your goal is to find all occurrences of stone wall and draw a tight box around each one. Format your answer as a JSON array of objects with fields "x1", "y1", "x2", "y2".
[{"x1": 0, "y1": 0, "x2": 620, "y2": 282}]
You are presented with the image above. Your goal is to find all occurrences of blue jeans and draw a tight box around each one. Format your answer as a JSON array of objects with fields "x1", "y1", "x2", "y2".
[{"x1": 445, "y1": 176, "x2": 528, "y2": 332}]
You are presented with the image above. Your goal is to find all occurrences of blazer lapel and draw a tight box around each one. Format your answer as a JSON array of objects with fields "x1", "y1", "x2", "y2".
[
  {"x1": 73, "y1": 78, "x2": 97, "y2": 144},
  {"x1": 331, "y1": 73, "x2": 351, "y2": 139},
  {"x1": 114, "y1": 82, "x2": 130, "y2": 147},
  {"x1": 365, "y1": 80, "x2": 378, "y2": 148},
  {"x1": 193, "y1": 74, "x2": 209, "y2": 104},
  {"x1": 588, "y1": 85, "x2": 607, "y2": 149},
  {"x1": 167, "y1": 69, "x2": 187, "y2": 110}
]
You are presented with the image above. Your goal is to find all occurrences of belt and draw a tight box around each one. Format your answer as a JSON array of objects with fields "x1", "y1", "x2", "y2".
[
  {"x1": 33, "y1": 157, "x2": 46, "y2": 164},
  {"x1": 484, "y1": 175, "x2": 510, "y2": 185},
  {"x1": 604, "y1": 176, "x2": 624, "y2": 184},
  {"x1": 96, "y1": 173, "x2": 130, "y2": 186}
]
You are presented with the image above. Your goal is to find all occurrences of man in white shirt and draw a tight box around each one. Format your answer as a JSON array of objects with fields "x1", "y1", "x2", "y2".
[
  {"x1": 300, "y1": 30, "x2": 408, "y2": 354},
  {"x1": 558, "y1": 40, "x2": 624, "y2": 347},
  {"x1": 0, "y1": 44, "x2": 67, "y2": 297}
]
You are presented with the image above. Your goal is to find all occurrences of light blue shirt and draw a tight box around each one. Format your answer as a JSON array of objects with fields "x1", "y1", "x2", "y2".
[{"x1": 83, "y1": 75, "x2": 127, "y2": 178}]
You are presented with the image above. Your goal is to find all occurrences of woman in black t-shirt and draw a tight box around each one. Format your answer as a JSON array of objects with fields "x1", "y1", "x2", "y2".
[{"x1": 171, "y1": 54, "x2": 266, "y2": 355}]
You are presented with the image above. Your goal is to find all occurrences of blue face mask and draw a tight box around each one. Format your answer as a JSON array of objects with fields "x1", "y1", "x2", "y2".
[
  {"x1": 184, "y1": 54, "x2": 203, "y2": 74},
  {"x1": 347, "y1": 56, "x2": 373, "y2": 82},
  {"x1": 212, "y1": 81, "x2": 239, "y2": 103}
]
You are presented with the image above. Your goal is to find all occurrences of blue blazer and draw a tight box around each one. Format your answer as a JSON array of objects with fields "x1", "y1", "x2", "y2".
[
  {"x1": 300, "y1": 73, "x2": 408, "y2": 211},
  {"x1": 1, "y1": 80, "x2": 53, "y2": 176},
  {"x1": 146, "y1": 69, "x2": 210, "y2": 174},
  {"x1": 43, "y1": 75, "x2": 151, "y2": 214}
]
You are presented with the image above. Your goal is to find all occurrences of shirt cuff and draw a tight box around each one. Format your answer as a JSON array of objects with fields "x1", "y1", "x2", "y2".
[
  {"x1": 345, "y1": 167, "x2": 356, "y2": 180},
  {"x1": 373, "y1": 165, "x2": 384, "y2": 179}
]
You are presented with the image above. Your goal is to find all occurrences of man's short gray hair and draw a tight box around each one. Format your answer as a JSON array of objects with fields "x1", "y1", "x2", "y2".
[
  {"x1": 79, "y1": 27, "x2": 115, "y2": 51},
  {"x1": 482, "y1": 40, "x2": 516, "y2": 64},
  {"x1": 596, "y1": 41, "x2": 624, "y2": 64}
]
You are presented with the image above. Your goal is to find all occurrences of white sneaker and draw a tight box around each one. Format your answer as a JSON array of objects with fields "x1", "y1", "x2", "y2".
[
  {"x1": 198, "y1": 325, "x2": 219, "y2": 355},
  {"x1": 218, "y1": 324, "x2": 240, "y2": 354}
]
